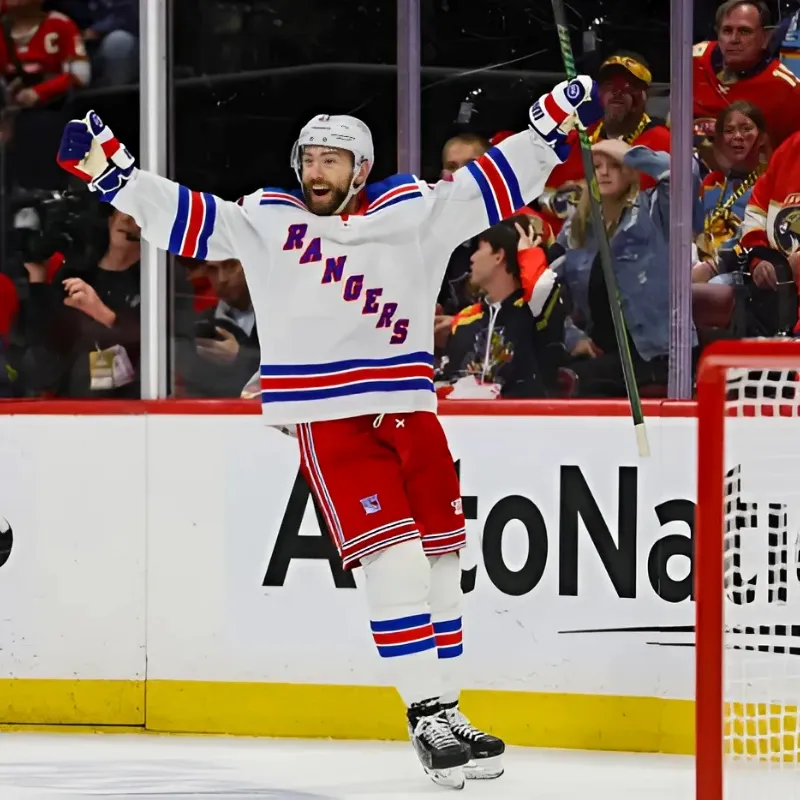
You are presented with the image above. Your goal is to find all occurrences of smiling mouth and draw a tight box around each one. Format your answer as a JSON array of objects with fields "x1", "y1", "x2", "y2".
[{"x1": 310, "y1": 186, "x2": 331, "y2": 199}]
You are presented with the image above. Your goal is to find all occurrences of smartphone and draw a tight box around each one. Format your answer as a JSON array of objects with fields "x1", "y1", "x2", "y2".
[{"x1": 194, "y1": 319, "x2": 222, "y2": 340}]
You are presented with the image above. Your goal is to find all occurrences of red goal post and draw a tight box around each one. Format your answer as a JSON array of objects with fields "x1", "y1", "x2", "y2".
[{"x1": 696, "y1": 338, "x2": 800, "y2": 800}]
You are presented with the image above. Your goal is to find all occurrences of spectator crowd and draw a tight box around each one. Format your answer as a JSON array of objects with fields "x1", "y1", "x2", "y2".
[{"x1": 2, "y1": 0, "x2": 800, "y2": 401}]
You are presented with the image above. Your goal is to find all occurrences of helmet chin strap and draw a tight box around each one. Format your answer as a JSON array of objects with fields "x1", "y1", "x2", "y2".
[{"x1": 333, "y1": 166, "x2": 366, "y2": 214}]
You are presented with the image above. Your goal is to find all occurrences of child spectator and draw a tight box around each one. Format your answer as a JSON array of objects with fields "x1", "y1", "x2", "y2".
[{"x1": 694, "y1": 101, "x2": 770, "y2": 283}]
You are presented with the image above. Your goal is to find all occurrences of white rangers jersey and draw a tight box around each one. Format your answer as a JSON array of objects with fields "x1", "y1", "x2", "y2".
[{"x1": 110, "y1": 131, "x2": 560, "y2": 424}]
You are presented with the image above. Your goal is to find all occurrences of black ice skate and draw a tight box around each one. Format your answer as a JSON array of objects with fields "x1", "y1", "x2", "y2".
[
  {"x1": 442, "y1": 701, "x2": 505, "y2": 779},
  {"x1": 407, "y1": 699, "x2": 470, "y2": 790}
]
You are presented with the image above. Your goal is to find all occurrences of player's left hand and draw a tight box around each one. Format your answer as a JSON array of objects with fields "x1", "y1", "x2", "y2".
[
  {"x1": 529, "y1": 76, "x2": 601, "y2": 161},
  {"x1": 57, "y1": 110, "x2": 136, "y2": 201}
]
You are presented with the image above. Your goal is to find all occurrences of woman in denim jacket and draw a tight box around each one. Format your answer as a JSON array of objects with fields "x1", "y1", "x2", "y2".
[{"x1": 555, "y1": 138, "x2": 698, "y2": 397}]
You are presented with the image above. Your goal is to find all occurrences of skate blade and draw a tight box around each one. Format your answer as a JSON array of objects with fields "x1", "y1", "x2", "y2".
[
  {"x1": 464, "y1": 754, "x2": 504, "y2": 780},
  {"x1": 424, "y1": 764, "x2": 465, "y2": 790}
]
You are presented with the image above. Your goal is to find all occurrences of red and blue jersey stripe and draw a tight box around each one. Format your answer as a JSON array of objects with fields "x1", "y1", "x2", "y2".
[
  {"x1": 433, "y1": 618, "x2": 463, "y2": 659},
  {"x1": 371, "y1": 613, "x2": 436, "y2": 658},
  {"x1": 260, "y1": 351, "x2": 434, "y2": 404},
  {"x1": 466, "y1": 147, "x2": 525, "y2": 226},
  {"x1": 168, "y1": 185, "x2": 218, "y2": 259},
  {"x1": 365, "y1": 175, "x2": 424, "y2": 215},
  {"x1": 256, "y1": 179, "x2": 423, "y2": 215},
  {"x1": 259, "y1": 188, "x2": 308, "y2": 211}
]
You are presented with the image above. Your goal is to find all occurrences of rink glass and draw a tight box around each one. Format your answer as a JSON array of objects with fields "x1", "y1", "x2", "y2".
[
  {"x1": 2, "y1": 24, "x2": 139, "y2": 400},
  {"x1": 167, "y1": 0, "x2": 397, "y2": 398}
]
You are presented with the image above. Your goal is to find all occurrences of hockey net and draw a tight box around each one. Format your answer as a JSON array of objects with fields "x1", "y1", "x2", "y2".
[{"x1": 696, "y1": 339, "x2": 800, "y2": 800}]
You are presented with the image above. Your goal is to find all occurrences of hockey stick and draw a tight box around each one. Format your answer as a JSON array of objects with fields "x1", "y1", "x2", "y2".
[{"x1": 550, "y1": 0, "x2": 650, "y2": 458}]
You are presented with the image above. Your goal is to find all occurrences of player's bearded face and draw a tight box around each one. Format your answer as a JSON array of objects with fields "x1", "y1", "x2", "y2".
[{"x1": 301, "y1": 147, "x2": 354, "y2": 215}]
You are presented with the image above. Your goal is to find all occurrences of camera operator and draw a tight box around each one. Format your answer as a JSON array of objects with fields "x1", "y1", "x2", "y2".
[
  {"x1": 11, "y1": 206, "x2": 141, "y2": 397},
  {"x1": 177, "y1": 258, "x2": 260, "y2": 398}
]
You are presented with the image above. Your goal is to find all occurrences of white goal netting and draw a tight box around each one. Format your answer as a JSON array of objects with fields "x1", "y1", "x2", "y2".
[{"x1": 722, "y1": 365, "x2": 800, "y2": 797}]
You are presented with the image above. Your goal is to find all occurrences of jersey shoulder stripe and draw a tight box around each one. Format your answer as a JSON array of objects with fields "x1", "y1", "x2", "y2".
[
  {"x1": 365, "y1": 174, "x2": 424, "y2": 215},
  {"x1": 259, "y1": 187, "x2": 307, "y2": 210}
]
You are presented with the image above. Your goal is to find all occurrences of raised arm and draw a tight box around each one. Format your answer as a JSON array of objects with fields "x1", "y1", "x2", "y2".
[
  {"x1": 110, "y1": 170, "x2": 260, "y2": 261},
  {"x1": 421, "y1": 77, "x2": 601, "y2": 263},
  {"x1": 57, "y1": 111, "x2": 263, "y2": 261}
]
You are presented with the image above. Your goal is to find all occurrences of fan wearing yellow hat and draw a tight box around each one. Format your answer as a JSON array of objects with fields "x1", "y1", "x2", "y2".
[{"x1": 539, "y1": 51, "x2": 670, "y2": 235}]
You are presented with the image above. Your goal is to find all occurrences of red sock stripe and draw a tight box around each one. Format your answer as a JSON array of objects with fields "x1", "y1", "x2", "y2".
[
  {"x1": 372, "y1": 621, "x2": 435, "y2": 647},
  {"x1": 434, "y1": 630, "x2": 462, "y2": 648}
]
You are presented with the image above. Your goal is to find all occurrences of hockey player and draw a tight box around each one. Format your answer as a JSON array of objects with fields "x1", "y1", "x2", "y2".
[{"x1": 56, "y1": 77, "x2": 600, "y2": 789}]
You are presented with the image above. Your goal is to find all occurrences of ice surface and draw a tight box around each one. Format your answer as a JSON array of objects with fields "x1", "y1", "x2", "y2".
[{"x1": 0, "y1": 732, "x2": 695, "y2": 799}]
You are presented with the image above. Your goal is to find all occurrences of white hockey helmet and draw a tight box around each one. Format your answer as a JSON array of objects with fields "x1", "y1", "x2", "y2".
[{"x1": 291, "y1": 114, "x2": 374, "y2": 213}]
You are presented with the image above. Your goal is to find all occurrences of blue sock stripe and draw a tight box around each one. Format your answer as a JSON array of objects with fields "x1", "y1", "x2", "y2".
[
  {"x1": 433, "y1": 617, "x2": 462, "y2": 634},
  {"x1": 377, "y1": 638, "x2": 437, "y2": 658},
  {"x1": 370, "y1": 613, "x2": 431, "y2": 633},
  {"x1": 437, "y1": 644, "x2": 464, "y2": 659}
]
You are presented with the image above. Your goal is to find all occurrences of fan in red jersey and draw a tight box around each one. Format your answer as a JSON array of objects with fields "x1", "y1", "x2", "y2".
[
  {"x1": 694, "y1": 1, "x2": 800, "y2": 166},
  {"x1": 739, "y1": 131, "x2": 800, "y2": 270},
  {"x1": 538, "y1": 51, "x2": 670, "y2": 235},
  {"x1": 736, "y1": 129, "x2": 800, "y2": 332},
  {"x1": 0, "y1": 0, "x2": 89, "y2": 107}
]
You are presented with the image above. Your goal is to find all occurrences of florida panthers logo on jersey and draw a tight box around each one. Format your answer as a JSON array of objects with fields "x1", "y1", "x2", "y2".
[
  {"x1": 282, "y1": 223, "x2": 410, "y2": 344},
  {"x1": 774, "y1": 204, "x2": 800, "y2": 255}
]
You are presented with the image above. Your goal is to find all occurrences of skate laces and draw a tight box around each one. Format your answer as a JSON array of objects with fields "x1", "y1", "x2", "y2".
[
  {"x1": 417, "y1": 711, "x2": 461, "y2": 748},
  {"x1": 446, "y1": 707, "x2": 487, "y2": 741}
]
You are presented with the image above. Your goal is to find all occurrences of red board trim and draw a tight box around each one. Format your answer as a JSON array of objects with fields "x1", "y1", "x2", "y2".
[{"x1": 0, "y1": 398, "x2": 700, "y2": 417}]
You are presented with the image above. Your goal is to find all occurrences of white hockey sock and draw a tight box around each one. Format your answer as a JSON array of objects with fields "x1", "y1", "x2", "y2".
[
  {"x1": 361, "y1": 539, "x2": 445, "y2": 707},
  {"x1": 428, "y1": 551, "x2": 464, "y2": 707}
]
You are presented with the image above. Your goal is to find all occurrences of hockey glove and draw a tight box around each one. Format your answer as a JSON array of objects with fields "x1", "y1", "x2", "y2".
[
  {"x1": 529, "y1": 77, "x2": 601, "y2": 162},
  {"x1": 57, "y1": 110, "x2": 135, "y2": 202}
]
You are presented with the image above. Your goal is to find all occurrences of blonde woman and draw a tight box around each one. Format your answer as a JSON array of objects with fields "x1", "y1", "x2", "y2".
[{"x1": 555, "y1": 138, "x2": 698, "y2": 397}]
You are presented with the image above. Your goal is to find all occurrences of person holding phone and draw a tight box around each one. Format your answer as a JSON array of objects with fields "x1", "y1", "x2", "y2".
[{"x1": 178, "y1": 258, "x2": 260, "y2": 397}]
